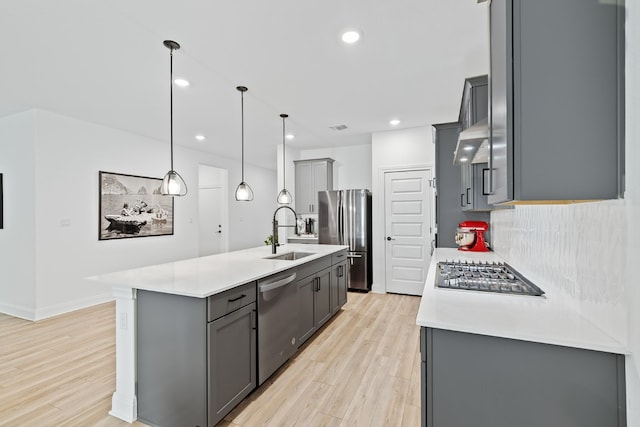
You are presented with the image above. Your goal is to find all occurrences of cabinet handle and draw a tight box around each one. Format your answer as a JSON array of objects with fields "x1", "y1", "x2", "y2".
[
  {"x1": 251, "y1": 310, "x2": 257, "y2": 330},
  {"x1": 460, "y1": 194, "x2": 465, "y2": 207},
  {"x1": 228, "y1": 294, "x2": 246, "y2": 303},
  {"x1": 466, "y1": 187, "x2": 471, "y2": 205}
]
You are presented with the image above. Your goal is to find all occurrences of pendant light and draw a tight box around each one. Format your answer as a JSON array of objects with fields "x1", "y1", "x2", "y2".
[
  {"x1": 235, "y1": 86, "x2": 254, "y2": 201},
  {"x1": 276, "y1": 114, "x2": 293, "y2": 205},
  {"x1": 160, "y1": 40, "x2": 188, "y2": 196}
]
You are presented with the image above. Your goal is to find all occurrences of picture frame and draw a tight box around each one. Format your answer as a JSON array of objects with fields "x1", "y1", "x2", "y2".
[{"x1": 98, "y1": 171, "x2": 174, "y2": 240}]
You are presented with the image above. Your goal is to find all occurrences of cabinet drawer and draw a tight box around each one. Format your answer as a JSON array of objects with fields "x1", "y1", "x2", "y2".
[
  {"x1": 208, "y1": 281, "x2": 256, "y2": 322},
  {"x1": 296, "y1": 256, "x2": 332, "y2": 281},
  {"x1": 331, "y1": 250, "x2": 348, "y2": 265}
]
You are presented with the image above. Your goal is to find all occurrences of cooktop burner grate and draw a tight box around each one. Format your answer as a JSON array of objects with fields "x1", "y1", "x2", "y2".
[{"x1": 435, "y1": 261, "x2": 544, "y2": 296}]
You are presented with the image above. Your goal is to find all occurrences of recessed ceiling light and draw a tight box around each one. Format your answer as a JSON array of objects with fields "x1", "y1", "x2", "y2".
[
  {"x1": 286, "y1": 134, "x2": 295, "y2": 140},
  {"x1": 463, "y1": 145, "x2": 474, "y2": 151},
  {"x1": 195, "y1": 134, "x2": 205, "y2": 141},
  {"x1": 460, "y1": 157, "x2": 469, "y2": 162},
  {"x1": 174, "y1": 78, "x2": 190, "y2": 87},
  {"x1": 389, "y1": 119, "x2": 401, "y2": 126},
  {"x1": 341, "y1": 30, "x2": 361, "y2": 44}
]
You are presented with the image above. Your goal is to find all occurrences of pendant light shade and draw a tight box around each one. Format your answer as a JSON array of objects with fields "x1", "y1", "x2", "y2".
[
  {"x1": 235, "y1": 86, "x2": 254, "y2": 201},
  {"x1": 161, "y1": 40, "x2": 188, "y2": 196},
  {"x1": 277, "y1": 113, "x2": 293, "y2": 205}
]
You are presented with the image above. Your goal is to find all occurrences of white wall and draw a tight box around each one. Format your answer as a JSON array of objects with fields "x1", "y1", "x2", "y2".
[
  {"x1": 371, "y1": 126, "x2": 435, "y2": 292},
  {"x1": 491, "y1": 3, "x2": 640, "y2": 421},
  {"x1": 0, "y1": 111, "x2": 37, "y2": 318},
  {"x1": 300, "y1": 143, "x2": 372, "y2": 190},
  {"x1": 0, "y1": 109, "x2": 277, "y2": 320}
]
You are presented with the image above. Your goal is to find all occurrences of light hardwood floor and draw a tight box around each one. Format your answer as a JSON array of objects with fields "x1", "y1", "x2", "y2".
[{"x1": 0, "y1": 292, "x2": 422, "y2": 427}]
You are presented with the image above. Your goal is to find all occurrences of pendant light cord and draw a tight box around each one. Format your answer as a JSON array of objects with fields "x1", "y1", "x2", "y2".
[
  {"x1": 169, "y1": 47, "x2": 174, "y2": 172},
  {"x1": 282, "y1": 115, "x2": 286, "y2": 187},
  {"x1": 241, "y1": 90, "x2": 245, "y2": 181}
]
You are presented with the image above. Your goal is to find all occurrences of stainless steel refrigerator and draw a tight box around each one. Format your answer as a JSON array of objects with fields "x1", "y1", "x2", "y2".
[{"x1": 318, "y1": 189, "x2": 372, "y2": 291}]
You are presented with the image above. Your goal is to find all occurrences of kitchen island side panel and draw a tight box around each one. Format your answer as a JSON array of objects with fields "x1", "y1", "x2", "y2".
[
  {"x1": 137, "y1": 290, "x2": 208, "y2": 427},
  {"x1": 421, "y1": 327, "x2": 625, "y2": 427}
]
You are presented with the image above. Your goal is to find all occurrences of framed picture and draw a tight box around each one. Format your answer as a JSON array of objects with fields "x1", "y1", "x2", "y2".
[{"x1": 99, "y1": 171, "x2": 174, "y2": 240}]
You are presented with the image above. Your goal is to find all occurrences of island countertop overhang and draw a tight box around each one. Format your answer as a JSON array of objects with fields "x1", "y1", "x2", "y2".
[{"x1": 87, "y1": 243, "x2": 348, "y2": 298}]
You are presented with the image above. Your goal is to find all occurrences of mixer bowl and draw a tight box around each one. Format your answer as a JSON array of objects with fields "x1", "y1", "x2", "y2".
[{"x1": 455, "y1": 231, "x2": 476, "y2": 247}]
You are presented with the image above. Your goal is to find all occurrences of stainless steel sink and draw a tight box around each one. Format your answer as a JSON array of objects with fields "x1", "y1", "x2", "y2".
[{"x1": 264, "y1": 251, "x2": 315, "y2": 261}]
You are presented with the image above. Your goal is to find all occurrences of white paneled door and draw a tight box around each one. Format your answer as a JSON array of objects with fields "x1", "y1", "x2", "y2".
[{"x1": 384, "y1": 169, "x2": 434, "y2": 296}]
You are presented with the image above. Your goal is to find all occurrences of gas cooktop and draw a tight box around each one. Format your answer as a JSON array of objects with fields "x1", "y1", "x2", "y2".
[{"x1": 435, "y1": 261, "x2": 545, "y2": 296}]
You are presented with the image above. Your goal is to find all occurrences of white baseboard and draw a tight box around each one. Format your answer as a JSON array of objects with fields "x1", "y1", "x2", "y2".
[
  {"x1": 0, "y1": 302, "x2": 36, "y2": 320},
  {"x1": 1, "y1": 293, "x2": 114, "y2": 321},
  {"x1": 33, "y1": 292, "x2": 114, "y2": 320}
]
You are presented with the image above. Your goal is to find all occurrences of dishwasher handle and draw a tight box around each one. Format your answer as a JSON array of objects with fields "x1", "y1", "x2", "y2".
[{"x1": 259, "y1": 272, "x2": 297, "y2": 293}]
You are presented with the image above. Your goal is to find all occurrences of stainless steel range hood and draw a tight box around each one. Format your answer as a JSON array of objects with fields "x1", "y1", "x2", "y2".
[{"x1": 453, "y1": 118, "x2": 489, "y2": 165}]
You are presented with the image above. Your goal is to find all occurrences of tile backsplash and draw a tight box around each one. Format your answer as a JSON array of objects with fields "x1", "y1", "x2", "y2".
[{"x1": 491, "y1": 200, "x2": 627, "y2": 344}]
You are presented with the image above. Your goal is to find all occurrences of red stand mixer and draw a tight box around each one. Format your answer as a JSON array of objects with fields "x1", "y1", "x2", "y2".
[{"x1": 455, "y1": 221, "x2": 490, "y2": 252}]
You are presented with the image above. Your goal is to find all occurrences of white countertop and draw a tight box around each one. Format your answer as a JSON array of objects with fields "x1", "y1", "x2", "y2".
[
  {"x1": 87, "y1": 244, "x2": 347, "y2": 298},
  {"x1": 416, "y1": 248, "x2": 627, "y2": 354}
]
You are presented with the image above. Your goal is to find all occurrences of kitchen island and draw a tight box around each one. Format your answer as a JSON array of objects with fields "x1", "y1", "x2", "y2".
[
  {"x1": 88, "y1": 243, "x2": 348, "y2": 426},
  {"x1": 416, "y1": 248, "x2": 628, "y2": 427}
]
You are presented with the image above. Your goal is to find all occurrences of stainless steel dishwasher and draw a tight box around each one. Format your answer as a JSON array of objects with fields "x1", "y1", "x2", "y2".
[{"x1": 257, "y1": 269, "x2": 298, "y2": 385}]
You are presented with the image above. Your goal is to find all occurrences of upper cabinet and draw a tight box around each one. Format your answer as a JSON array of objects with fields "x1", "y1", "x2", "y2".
[
  {"x1": 294, "y1": 158, "x2": 334, "y2": 214},
  {"x1": 460, "y1": 75, "x2": 488, "y2": 132},
  {"x1": 488, "y1": 0, "x2": 625, "y2": 205}
]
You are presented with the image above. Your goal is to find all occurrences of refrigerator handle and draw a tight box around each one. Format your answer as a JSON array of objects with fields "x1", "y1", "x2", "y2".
[{"x1": 337, "y1": 192, "x2": 343, "y2": 244}]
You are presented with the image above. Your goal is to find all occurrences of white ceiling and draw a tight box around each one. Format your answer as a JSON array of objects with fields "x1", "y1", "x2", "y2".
[{"x1": 0, "y1": 0, "x2": 488, "y2": 170}]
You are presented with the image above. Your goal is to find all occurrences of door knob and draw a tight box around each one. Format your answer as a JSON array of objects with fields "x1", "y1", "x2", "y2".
[{"x1": 386, "y1": 236, "x2": 395, "y2": 241}]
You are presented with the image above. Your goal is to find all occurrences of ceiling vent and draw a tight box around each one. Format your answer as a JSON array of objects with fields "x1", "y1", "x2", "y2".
[{"x1": 329, "y1": 124, "x2": 348, "y2": 131}]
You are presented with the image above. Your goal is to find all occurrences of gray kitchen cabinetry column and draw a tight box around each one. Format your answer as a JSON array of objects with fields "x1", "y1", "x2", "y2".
[
  {"x1": 136, "y1": 281, "x2": 257, "y2": 427},
  {"x1": 420, "y1": 327, "x2": 627, "y2": 427},
  {"x1": 488, "y1": 0, "x2": 624, "y2": 204},
  {"x1": 433, "y1": 123, "x2": 489, "y2": 248},
  {"x1": 294, "y1": 158, "x2": 334, "y2": 214}
]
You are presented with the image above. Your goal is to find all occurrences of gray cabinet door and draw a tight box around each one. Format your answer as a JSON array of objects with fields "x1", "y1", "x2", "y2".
[
  {"x1": 488, "y1": 0, "x2": 513, "y2": 205},
  {"x1": 489, "y1": 0, "x2": 623, "y2": 204},
  {"x1": 295, "y1": 161, "x2": 313, "y2": 214},
  {"x1": 330, "y1": 260, "x2": 348, "y2": 314},
  {"x1": 208, "y1": 303, "x2": 256, "y2": 426},
  {"x1": 314, "y1": 267, "x2": 332, "y2": 328},
  {"x1": 336, "y1": 261, "x2": 348, "y2": 309},
  {"x1": 297, "y1": 274, "x2": 316, "y2": 345},
  {"x1": 295, "y1": 159, "x2": 334, "y2": 214},
  {"x1": 421, "y1": 327, "x2": 626, "y2": 427}
]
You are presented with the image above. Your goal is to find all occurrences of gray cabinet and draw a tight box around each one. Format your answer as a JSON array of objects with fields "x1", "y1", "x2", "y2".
[
  {"x1": 297, "y1": 265, "x2": 332, "y2": 345},
  {"x1": 314, "y1": 266, "x2": 332, "y2": 328},
  {"x1": 459, "y1": 75, "x2": 488, "y2": 131},
  {"x1": 433, "y1": 123, "x2": 489, "y2": 248},
  {"x1": 296, "y1": 254, "x2": 341, "y2": 346},
  {"x1": 488, "y1": 0, "x2": 624, "y2": 204},
  {"x1": 461, "y1": 162, "x2": 491, "y2": 212},
  {"x1": 297, "y1": 273, "x2": 316, "y2": 345},
  {"x1": 208, "y1": 302, "x2": 256, "y2": 426},
  {"x1": 331, "y1": 251, "x2": 349, "y2": 314},
  {"x1": 420, "y1": 327, "x2": 627, "y2": 427},
  {"x1": 294, "y1": 158, "x2": 334, "y2": 214},
  {"x1": 136, "y1": 282, "x2": 257, "y2": 427}
]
